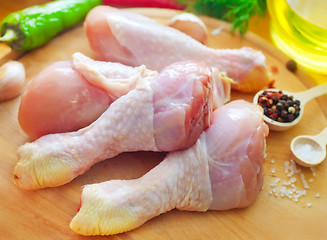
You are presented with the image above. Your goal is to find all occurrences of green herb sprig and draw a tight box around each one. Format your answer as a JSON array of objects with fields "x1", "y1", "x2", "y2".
[{"x1": 178, "y1": 0, "x2": 267, "y2": 35}]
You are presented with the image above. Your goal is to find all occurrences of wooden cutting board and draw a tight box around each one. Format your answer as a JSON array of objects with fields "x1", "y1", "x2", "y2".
[{"x1": 1, "y1": 8, "x2": 327, "y2": 240}]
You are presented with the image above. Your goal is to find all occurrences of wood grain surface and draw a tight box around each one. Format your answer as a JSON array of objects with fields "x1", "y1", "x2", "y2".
[{"x1": 0, "y1": 8, "x2": 327, "y2": 240}]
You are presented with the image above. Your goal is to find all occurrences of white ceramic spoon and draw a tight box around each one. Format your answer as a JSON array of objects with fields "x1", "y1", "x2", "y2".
[
  {"x1": 290, "y1": 127, "x2": 327, "y2": 167},
  {"x1": 253, "y1": 83, "x2": 327, "y2": 131}
]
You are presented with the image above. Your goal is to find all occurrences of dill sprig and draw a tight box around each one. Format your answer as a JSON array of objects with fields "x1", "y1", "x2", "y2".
[{"x1": 178, "y1": 0, "x2": 267, "y2": 35}]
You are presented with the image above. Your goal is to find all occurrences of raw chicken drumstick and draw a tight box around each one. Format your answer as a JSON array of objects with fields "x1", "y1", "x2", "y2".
[
  {"x1": 14, "y1": 60, "x2": 231, "y2": 190},
  {"x1": 85, "y1": 6, "x2": 272, "y2": 93},
  {"x1": 70, "y1": 100, "x2": 269, "y2": 236},
  {"x1": 18, "y1": 53, "x2": 158, "y2": 140}
]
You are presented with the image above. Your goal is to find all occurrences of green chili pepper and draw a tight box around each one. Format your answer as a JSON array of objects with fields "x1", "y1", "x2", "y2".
[{"x1": 0, "y1": 0, "x2": 102, "y2": 51}]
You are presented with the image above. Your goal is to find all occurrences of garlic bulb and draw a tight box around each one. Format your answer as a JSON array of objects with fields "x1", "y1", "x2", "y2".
[
  {"x1": 0, "y1": 61, "x2": 25, "y2": 101},
  {"x1": 167, "y1": 13, "x2": 208, "y2": 44}
]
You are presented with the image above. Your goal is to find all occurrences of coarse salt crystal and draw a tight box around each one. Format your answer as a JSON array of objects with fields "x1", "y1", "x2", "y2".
[
  {"x1": 284, "y1": 161, "x2": 289, "y2": 173},
  {"x1": 316, "y1": 193, "x2": 320, "y2": 198},
  {"x1": 211, "y1": 26, "x2": 224, "y2": 36},
  {"x1": 303, "y1": 184, "x2": 310, "y2": 190},
  {"x1": 300, "y1": 173, "x2": 310, "y2": 189},
  {"x1": 306, "y1": 203, "x2": 312, "y2": 207},
  {"x1": 287, "y1": 189, "x2": 294, "y2": 195},
  {"x1": 270, "y1": 159, "x2": 275, "y2": 164},
  {"x1": 270, "y1": 178, "x2": 280, "y2": 187},
  {"x1": 310, "y1": 167, "x2": 317, "y2": 177},
  {"x1": 271, "y1": 168, "x2": 275, "y2": 174},
  {"x1": 283, "y1": 180, "x2": 291, "y2": 186}
]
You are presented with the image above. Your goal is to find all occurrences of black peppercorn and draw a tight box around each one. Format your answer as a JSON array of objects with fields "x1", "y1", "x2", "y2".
[
  {"x1": 264, "y1": 108, "x2": 269, "y2": 116},
  {"x1": 286, "y1": 60, "x2": 298, "y2": 73},
  {"x1": 276, "y1": 102, "x2": 283, "y2": 111},
  {"x1": 286, "y1": 99, "x2": 293, "y2": 107},
  {"x1": 281, "y1": 95, "x2": 288, "y2": 101},
  {"x1": 272, "y1": 95, "x2": 279, "y2": 104},
  {"x1": 294, "y1": 99, "x2": 301, "y2": 106},
  {"x1": 287, "y1": 114, "x2": 295, "y2": 122},
  {"x1": 281, "y1": 109, "x2": 288, "y2": 119}
]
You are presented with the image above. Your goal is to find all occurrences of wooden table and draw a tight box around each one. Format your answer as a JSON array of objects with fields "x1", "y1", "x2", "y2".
[{"x1": 1, "y1": 1, "x2": 327, "y2": 240}]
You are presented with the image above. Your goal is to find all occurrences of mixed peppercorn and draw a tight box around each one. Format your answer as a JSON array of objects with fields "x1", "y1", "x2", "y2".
[{"x1": 257, "y1": 90, "x2": 301, "y2": 122}]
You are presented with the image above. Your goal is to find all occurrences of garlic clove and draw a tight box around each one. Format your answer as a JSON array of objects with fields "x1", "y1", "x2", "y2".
[
  {"x1": 167, "y1": 13, "x2": 208, "y2": 44},
  {"x1": 0, "y1": 61, "x2": 25, "y2": 101}
]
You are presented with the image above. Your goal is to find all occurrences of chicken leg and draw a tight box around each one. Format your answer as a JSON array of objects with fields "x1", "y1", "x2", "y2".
[
  {"x1": 70, "y1": 100, "x2": 269, "y2": 236},
  {"x1": 14, "y1": 60, "x2": 230, "y2": 190},
  {"x1": 18, "y1": 52, "x2": 158, "y2": 139},
  {"x1": 84, "y1": 6, "x2": 272, "y2": 93}
]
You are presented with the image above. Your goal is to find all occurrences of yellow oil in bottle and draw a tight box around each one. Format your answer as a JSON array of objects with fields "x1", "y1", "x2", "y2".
[{"x1": 267, "y1": 0, "x2": 327, "y2": 74}]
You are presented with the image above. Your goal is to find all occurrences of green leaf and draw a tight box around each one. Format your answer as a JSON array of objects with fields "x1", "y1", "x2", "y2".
[{"x1": 179, "y1": 0, "x2": 267, "y2": 35}]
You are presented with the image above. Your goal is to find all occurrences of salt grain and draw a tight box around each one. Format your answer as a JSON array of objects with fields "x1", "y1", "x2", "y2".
[
  {"x1": 311, "y1": 167, "x2": 317, "y2": 177},
  {"x1": 300, "y1": 173, "x2": 310, "y2": 189},
  {"x1": 284, "y1": 161, "x2": 289, "y2": 173},
  {"x1": 211, "y1": 26, "x2": 223, "y2": 36},
  {"x1": 316, "y1": 193, "x2": 320, "y2": 198}
]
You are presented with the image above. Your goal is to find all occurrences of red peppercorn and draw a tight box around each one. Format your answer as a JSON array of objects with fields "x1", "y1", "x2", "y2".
[
  {"x1": 271, "y1": 65, "x2": 279, "y2": 73},
  {"x1": 259, "y1": 96, "x2": 268, "y2": 103}
]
